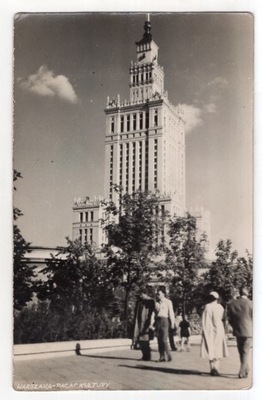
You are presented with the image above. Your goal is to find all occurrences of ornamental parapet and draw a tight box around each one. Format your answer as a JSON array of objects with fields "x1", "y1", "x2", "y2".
[
  {"x1": 105, "y1": 91, "x2": 168, "y2": 110},
  {"x1": 73, "y1": 195, "x2": 104, "y2": 208}
]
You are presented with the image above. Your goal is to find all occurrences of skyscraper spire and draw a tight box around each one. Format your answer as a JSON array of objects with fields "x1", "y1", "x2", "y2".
[{"x1": 136, "y1": 15, "x2": 152, "y2": 45}]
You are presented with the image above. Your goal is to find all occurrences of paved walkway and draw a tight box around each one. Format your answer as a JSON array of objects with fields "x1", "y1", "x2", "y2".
[{"x1": 13, "y1": 339, "x2": 252, "y2": 391}]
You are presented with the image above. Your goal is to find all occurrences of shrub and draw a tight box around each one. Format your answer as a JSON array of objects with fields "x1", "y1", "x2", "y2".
[{"x1": 13, "y1": 301, "x2": 127, "y2": 344}]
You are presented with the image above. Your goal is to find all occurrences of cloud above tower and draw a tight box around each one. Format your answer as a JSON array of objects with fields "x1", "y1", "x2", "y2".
[
  {"x1": 179, "y1": 75, "x2": 228, "y2": 133},
  {"x1": 178, "y1": 102, "x2": 217, "y2": 133},
  {"x1": 17, "y1": 65, "x2": 78, "y2": 104},
  {"x1": 177, "y1": 104, "x2": 203, "y2": 133}
]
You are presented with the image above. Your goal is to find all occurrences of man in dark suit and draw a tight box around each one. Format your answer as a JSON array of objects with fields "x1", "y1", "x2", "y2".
[{"x1": 227, "y1": 287, "x2": 253, "y2": 378}]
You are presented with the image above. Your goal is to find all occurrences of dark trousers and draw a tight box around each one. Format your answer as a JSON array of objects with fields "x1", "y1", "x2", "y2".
[
  {"x1": 236, "y1": 337, "x2": 252, "y2": 376},
  {"x1": 139, "y1": 340, "x2": 151, "y2": 360},
  {"x1": 156, "y1": 317, "x2": 171, "y2": 360}
]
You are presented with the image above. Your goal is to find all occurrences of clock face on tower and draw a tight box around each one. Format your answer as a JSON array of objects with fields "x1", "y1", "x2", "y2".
[{"x1": 138, "y1": 53, "x2": 145, "y2": 62}]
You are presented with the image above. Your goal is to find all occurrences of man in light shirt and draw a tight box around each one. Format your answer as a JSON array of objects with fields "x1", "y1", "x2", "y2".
[{"x1": 155, "y1": 286, "x2": 175, "y2": 362}]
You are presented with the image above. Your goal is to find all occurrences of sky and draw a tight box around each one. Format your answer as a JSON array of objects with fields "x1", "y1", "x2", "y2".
[{"x1": 13, "y1": 12, "x2": 253, "y2": 256}]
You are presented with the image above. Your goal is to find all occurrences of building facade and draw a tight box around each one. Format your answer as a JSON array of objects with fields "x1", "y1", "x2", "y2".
[
  {"x1": 104, "y1": 18, "x2": 185, "y2": 216},
  {"x1": 72, "y1": 16, "x2": 210, "y2": 250}
]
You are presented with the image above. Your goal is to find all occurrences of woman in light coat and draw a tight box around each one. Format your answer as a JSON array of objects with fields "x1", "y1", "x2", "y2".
[{"x1": 201, "y1": 291, "x2": 228, "y2": 376}]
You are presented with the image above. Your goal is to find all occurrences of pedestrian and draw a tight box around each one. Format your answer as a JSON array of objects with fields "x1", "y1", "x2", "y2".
[
  {"x1": 200, "y1": 291, "x2": 228, "y2": 376},
  {"x1": 179, "y1": 315, "x2": 191, "y2": 351},
  {"x1": 132, "y1": 286, "x2": 155, "y2": 361},
  {"x1": 155, "y1": 285, "x2": 175, "y2": 362},
  {"x1": 227, "y1": 287, "x2": 252, "y2": 379}
]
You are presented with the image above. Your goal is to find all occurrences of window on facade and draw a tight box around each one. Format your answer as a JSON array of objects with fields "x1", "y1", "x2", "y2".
[
  {"x1": 127, "y1": 115, "x2": 130, "y2": 131},
  {"x1": 119, "y1": 144, "x2": 123, "y2": 187},
  {"x1": 154, "y1": 109, "x2": 158, "y2": 127},
  {"x1": 132, "y1": 142, "x2": 136, "y2": 191},
  {"x1": 80, "y1": 212, "x2": 83, "y2": 223},
  {"x1": 90, "y1": 228, "x2": 93, "y2": 244},
  {"x1": 133, "y1": 114, "x2": 136, "y2": 131},
  {"x1": 141, "y1": 73, "x2": 143, "y2": 83},
  {"x1": 79, "y1": 229, "x2": 82, "y2": 243},
  {"x1": 154, "y1": 139, "x2": 158, "y2": 188},
  {"x1": 145, "y1": 137, "x2": 149, "y2": 191},
  {"x1": 90, "y1": 211, "x2": 94, "y2": 222},
  {"x1": 145, "y1": 111, "x2": 149, "y2": 129},
  {"x1": 121, "y1": 116, "x2": 124, "y2": 132},
  {"x1": 85, "y1": 212, "x2": 88, "y2": 222},
  {"x1": 110, "y1": 117, "x2": 115, "y2": 133},
  {"x1": 126, "y1": 143, "x2": 129, "y2": 192},
  {"x1": 84, "y1": 229, "x2": 88, "y2": 243},
  {"x1": 139, "y1": 112, "x2": 143, "y2": 129}
]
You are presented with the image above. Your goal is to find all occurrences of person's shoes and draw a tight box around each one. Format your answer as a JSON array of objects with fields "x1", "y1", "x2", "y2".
[
  {"x1": 239, "y1": 372, "x2": 248, "y2": 379},
  {"x1": 210, "y1": 368, "x2": 220, "y2": 376},
  {"x1": 167, "y1": 355, "x2": 172, "y2": 362},
  {"x1": 158, "y1": 358, "x2": 166, "y2": 362}
]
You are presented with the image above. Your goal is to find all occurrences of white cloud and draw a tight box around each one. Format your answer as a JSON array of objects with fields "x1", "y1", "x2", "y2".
[
  {"x1": 17, "y1": 65, "x2": 78, "y2": 104},
  {"x1": 203, "y1": 103, "x2": 217, "y2": 113},
  {"x1": 208, "y1": 76, "x2": 228, "y2": 89},
  {"x1": 177, "y1": 103, "x2": 203, "y2": 133},
  {"x1": 176, "y1": 77, "x2": 227, "y2": 134},
  {"x1": 177, "y1": 102, "x2": 217, "y2": 134}
]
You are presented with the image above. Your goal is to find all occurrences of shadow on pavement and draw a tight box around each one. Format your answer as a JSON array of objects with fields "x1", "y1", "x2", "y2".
[
  {"x1": 119, "y1": 364, "x2": 209, "y2": 376},
  {"x1": 119, "y1": 364, "x2": 238, "y2": 379},
  {"x1": 80, "y1": 354, "x2": 138, "y2": 361}
]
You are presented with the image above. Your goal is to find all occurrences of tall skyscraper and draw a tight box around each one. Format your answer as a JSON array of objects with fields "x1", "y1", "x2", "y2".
[
  {"x1": 104, "y1": 16, "x2": 185, "y2": 217},
  {"x1": 72, "y1": 16, "x2": 210, "y2": 250}
]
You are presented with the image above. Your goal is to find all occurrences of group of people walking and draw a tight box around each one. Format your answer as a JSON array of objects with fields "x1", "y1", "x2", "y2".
[
  {"x1": 133, "y1": 285, "x2": 252, "y2": 379},
  {"x1": 133, "y1": 285, "x2": 192, "y2": 362}
]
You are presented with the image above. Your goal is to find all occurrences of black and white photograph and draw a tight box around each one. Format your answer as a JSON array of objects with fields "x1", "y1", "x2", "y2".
[
  {"x1": 11, "y1": 11, "x2": 255, "y2": 392},
  {"x1": 0, "y1": 1, "x2": 260, "y2": 396}
]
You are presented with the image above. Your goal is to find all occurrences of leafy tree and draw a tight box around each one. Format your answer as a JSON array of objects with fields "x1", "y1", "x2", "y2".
[
  {"x1": 13, "y1": 170, "x2": 35, "y2": 310},
  {"x1": 203, "y1": 240, "x2": 238, "y2": 303},
  {"x1": 101, "y1": 187, "x2": 167, "y2": 335},
  {"x1": 166, "y1": 213, "x2": 207, "y2": 316},
  {"x1": 35, "y1": 237, "x2": 114, "y2": 315},
  {"x1": 203, "y1": 240, "x2": 253, "y2": 303},
  {"x1": 234, "y1": 251, "x2": 253, "y2": 297}
]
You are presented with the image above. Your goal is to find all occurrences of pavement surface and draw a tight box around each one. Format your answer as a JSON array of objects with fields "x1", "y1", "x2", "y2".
[{"x1": 13, "y1": 338, "x2": 252, "y2": 391}]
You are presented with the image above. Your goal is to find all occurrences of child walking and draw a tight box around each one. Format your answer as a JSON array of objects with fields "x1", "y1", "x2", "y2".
[{"x1": 179, "y1": 315, "x2": 191, "y2": 351}]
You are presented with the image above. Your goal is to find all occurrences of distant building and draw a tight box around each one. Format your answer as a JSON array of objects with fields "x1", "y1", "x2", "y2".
[
  {"x1": 22, "y1": 246, "x2": 66, "y2": 280},
  {"x1": 72, "y1": 196, "x2": 105, "y2": 247},
  {"x1": 72, "y1": 16, "x2": 210, "y2": 250}
]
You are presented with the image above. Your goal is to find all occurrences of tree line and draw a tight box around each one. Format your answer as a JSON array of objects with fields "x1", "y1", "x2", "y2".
[{"x1": 14, "y1": 176, "x2": 253, "y2": 344}]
